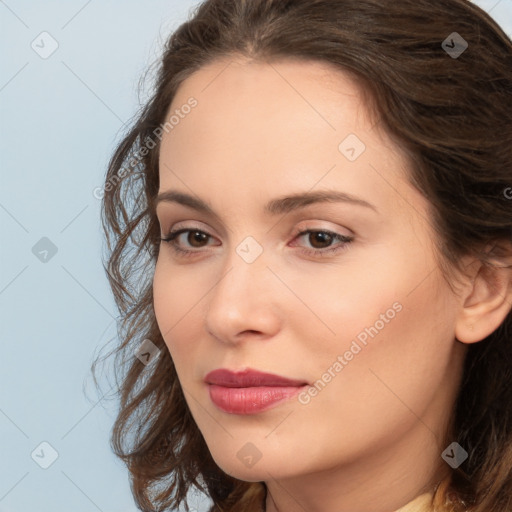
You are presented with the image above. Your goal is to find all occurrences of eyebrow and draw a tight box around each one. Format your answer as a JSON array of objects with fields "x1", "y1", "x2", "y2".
[{"x1": 155, "y1": 190, "x2": 378, "y2": 217}]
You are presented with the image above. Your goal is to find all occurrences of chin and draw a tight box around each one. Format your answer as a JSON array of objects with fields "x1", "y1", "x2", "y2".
[
  {"x1": 205, "y1": 446, "x2": 287, "y2": 482},
  {"x1": 212, "y1": 457, "x2": 267, "y2": 482}
]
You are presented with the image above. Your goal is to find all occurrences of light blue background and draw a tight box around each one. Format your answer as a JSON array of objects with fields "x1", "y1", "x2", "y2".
[{"x1": 1, "y1": 1, "x2": 511, "y2": 511}]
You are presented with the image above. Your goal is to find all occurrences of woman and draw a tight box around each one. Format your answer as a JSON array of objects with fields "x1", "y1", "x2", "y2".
[{"x1": 92, "y1": 0, "x2": 512, "y2": 510}]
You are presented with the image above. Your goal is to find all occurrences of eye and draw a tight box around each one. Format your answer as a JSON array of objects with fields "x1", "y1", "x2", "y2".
[
  {"x1": 290, "y1": 229, "x2": 354, "y2": 257},
  {"x1": 158, "y1": 227, "x2": 354, "y2": 258},
  {"x1": 158, "y1": 227, "x2": 218, "y2": 257}
]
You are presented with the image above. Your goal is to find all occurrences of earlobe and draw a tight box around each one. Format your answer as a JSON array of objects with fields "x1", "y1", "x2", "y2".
[{"x1": 454, "y1": 257, "x2": 512, "y2": 344}]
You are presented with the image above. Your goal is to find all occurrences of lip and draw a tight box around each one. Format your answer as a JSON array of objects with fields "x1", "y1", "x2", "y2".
[
  {"x1": 204, "y1": 368, "x2": 308, "y2": 387},
  {"x1": 204, "y1": 368, "x2": 309, "y2": 414}
]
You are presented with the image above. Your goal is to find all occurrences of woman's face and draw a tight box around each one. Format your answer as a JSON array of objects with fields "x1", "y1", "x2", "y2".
[{"x1": 153, "y1": 57, "x2": 467, "y2": 503}]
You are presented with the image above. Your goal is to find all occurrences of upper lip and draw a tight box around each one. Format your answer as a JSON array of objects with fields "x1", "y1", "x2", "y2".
[{"x1": 204, "y1": 368, "x2": 308, "y2": 388}]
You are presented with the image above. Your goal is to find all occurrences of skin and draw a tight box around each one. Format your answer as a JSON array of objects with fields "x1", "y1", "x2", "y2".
[{"x1": 152, "y1": 56, "x2": 512, "y2": 512}]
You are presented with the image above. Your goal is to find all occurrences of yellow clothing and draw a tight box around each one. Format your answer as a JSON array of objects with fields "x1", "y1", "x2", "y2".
[
  {"x1": 259, "y1": 489, "x2": 438, "y2": 511},
  {"x1": 260, "y1": 490, "x2": 439, "y2": 511},
  {"x1": 394, "y1": 491, "x2": 434, "y2": 512}
]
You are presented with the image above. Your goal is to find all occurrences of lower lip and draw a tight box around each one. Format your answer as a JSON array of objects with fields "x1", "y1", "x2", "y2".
[{"x1": 208, "y1": 384, "x2": 306, "y2": 414}]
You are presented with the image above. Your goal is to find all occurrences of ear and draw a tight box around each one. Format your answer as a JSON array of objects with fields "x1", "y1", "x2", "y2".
[{"x1": 454, "y1": 251, "x2": 512, "y2": 344}]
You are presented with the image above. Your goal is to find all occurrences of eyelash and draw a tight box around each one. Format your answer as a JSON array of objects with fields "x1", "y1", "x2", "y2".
[{"x1": 158, "y1": 227, "x2": 354, "y2": 258}]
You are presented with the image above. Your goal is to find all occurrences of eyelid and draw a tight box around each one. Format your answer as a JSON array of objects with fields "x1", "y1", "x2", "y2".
[
  {"x1": 160, "y1": 220, "x2": 352, "y2": 242},
  {"x1": 156, "y1": 210, "x2": 233, "y2": 238},
  {"x1": 159, "y1": 221, "x2": 355, "y2": 261},
  {"x1": 290, "y1": 221, "x2": 353, "y2": 239},
  {"x1": 159, "y1": 219, "x2": 213, "y2": 236}
]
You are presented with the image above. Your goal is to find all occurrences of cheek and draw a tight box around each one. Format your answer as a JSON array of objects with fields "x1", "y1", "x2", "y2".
[
  {"x1": 152, "y1": 259, "x2": 200, "y2": 360},
  {"x1": 304, "y1": 265, "x2": 457, "y2": 422},
  {"x1": 152, "y1": 257, "x2": 224, "y2": 390},
  {"x1": 289, "y1": 245, "x2": 457, "y2": 389},
  {"x1": 277, "y1": 277, "x2": 457, "y2": 467},
  {"x1": 152, "y1": 261, "x2": 174, "y2": 340}
]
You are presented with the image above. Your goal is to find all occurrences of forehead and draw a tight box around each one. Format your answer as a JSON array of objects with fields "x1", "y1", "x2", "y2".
[
  {"x1": 157, "y1": 56, "x2": 420, "y2": 223},
  {"x1": 166, "y1": 56, "x2": 369, "y2": 137}
]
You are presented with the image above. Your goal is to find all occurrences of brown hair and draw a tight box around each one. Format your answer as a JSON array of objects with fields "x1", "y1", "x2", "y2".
[{"x1": 91, "y1": 0, "x2": 512, "y2": 510}]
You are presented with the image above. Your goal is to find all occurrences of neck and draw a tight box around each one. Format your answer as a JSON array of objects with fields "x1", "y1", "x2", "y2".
[{"x1": 264, "y1": 419, "x2": 451, "y2": 512}]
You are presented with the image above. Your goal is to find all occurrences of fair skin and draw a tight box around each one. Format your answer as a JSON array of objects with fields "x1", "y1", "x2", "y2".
[{"x1": 152, "y1": 56, "x2": 512, "y2": 512}]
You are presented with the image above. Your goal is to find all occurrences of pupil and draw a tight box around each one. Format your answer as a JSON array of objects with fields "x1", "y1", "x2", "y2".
[
  {"x1": 310, "y1": 232, "x2": 332, "y2": 249},
  {"x1": 184, "y1": 231, "x2": 334, "y2": 249},
  {"x1": 189, "y1": 231, "x2": 207, "y2": 247}
]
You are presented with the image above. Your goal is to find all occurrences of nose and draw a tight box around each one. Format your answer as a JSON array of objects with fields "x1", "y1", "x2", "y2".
[{"x1": 204, "y1": 248, "x2": 282, "y2": 346}]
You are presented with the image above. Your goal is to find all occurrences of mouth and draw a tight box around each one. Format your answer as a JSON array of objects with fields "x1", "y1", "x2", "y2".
[{"x1": 204, "y1": 368, "x2": 309, "y2": 415}]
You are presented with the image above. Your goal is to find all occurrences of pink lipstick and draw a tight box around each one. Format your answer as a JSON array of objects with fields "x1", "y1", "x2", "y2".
[{"x1": 204, "y1": 368, "x2": 308, "y2": 414}]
